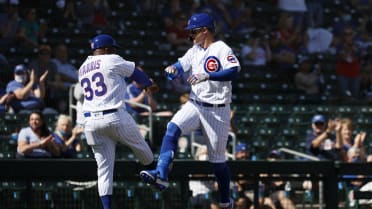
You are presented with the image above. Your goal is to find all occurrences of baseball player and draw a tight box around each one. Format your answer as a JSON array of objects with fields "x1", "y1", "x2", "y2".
[
  {"x1": 78, "y1": 34, "x2": 156, "y2": 209},
  {"x1": 140, "y1": 13, "x2": 240, "y2": 209}
]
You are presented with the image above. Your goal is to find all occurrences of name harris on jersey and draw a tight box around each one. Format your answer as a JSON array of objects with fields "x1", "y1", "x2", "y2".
[{"x1": 79, "y1": 59, "x2": 102, "y2": 77}]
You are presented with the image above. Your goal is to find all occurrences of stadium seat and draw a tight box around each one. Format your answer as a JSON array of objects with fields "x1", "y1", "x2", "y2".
[{"x1": 0, "y1": 181, "x2": 27, "y2": 208}]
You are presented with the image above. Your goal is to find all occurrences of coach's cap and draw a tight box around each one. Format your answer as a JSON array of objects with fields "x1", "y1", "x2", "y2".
[
  {"x1": 14, "y1": 64, "x2": 27, "y2": 73},
  {"x1": 185, "y1": 13, "x2": 215, "y2": 31},
  {"x1": 90, "y1": 34, "x2": 119, "y2": 50},
  {"x1": 236, "y1": 143, "x2": 248, "y2": 152},
  {"x1": 312, "y1": 114, "x2": 326, "y2": 124}
]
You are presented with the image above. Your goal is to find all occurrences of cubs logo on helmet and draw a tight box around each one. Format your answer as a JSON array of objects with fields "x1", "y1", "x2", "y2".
[{"x1": 204, "y1": 56, "x2": 221, "y2": 73}]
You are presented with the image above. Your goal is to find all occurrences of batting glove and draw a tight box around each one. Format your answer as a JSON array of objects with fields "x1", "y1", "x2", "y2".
[
  {"x1": 164, "y1": 66, "x2": 178, "y2": 75},
  {"x1": 187, "y1": 73, "x2": 210, "y2": 85}
]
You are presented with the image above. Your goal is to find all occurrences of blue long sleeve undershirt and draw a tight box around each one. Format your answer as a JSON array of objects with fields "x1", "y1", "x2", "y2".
[
  {"x1": 208, "y1": 67, "x2": 238, "y2": 81},
  {"x1": 168, "y1": 61, "x2": 238, "y2": 81},
  {"x1": 129, "y1": 67, "x2": 152, "y2": 87}
]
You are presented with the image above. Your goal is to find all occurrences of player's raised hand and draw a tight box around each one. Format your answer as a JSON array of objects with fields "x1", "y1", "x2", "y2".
[
  {"x1": 187, "y1": 73, "x2": 209, "y2": 85},
  {"x1": 164, "y1": 65, "x2": 178, "y2": 75}
]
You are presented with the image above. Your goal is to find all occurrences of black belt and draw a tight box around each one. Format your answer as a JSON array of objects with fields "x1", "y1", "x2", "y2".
[
  {"x1": 84, "y1": 109, "x2": 118, "y2": 117},
  {"x1": 189, "y1": 99, "x2": 225, "y2": 108}
]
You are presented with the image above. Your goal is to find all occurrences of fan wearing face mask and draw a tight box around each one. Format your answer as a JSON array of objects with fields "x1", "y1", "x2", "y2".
[
  {"x1": 52, "y1": 114, "x2": 84, "y2": 158},
  {"x1": 5, "y1": 64, "x2": 48, "y2": 113}
]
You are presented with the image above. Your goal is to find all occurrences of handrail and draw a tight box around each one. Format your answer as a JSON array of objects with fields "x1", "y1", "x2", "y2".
[
  {"x1": 124, "y1": 99, "x2": 153, "y2": 145},
  {"x1": 68, "y1": 84, "x2": 77, "y2": 120},
  {"x1": 191, "y1": 131, "x2": 236, "y2": 160},
  {"x1": 278, "y1": 147, "x2": 320, "y2": 161}
]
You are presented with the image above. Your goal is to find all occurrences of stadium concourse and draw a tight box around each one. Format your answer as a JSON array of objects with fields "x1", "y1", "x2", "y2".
[{"x1": 0, "y1": 1, "x2": 371, "y2": 209}]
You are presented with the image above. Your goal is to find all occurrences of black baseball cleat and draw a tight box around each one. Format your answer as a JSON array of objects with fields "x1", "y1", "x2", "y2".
[{"x1": 140, "y1": 170, "x2": 169, "y2": 191}]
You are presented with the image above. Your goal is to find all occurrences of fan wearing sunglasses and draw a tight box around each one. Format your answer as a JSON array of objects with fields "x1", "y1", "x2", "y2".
[{"x1": 305, "y1": 114, "x2": 345, "y2": 161}]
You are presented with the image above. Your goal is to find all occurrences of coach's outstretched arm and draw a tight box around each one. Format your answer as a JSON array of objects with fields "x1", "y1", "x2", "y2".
[{"x1": 129, "y1": 67, "x2": 153, "y2": 88}]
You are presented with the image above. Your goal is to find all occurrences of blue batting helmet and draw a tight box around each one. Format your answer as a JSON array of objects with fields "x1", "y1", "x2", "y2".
[
  {"x1": 185, "y1": 13, "x2": 215, "y2": 31},
  {"x1": 90, "y1": 34, "x2": 119, "y2": 50}
]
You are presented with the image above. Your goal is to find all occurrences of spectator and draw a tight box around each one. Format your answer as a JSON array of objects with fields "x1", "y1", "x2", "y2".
[
  {"x1": 29, "y1": 44, "x2": 65, "y2": 112},
  {"x1": 188, "y1": 145, "x2": 217, "y2": 209},
  {"x1": 0, "y1": 0, "x2": 20, "y2": 48},
  {"x1": 0, "y1": 90, "x2": 13, "y2": 113},
  {"x1": 160, "y1": 0, "x2": 199, "y2": 32},
  {"x1": 294, "y1": 56, "x2": 324, "y2": 95},
  {"x1": 305, "y1": 114, "x2": 345, "y2": 161},
  {"x1": 165, "y1": 69, "x2": 191, "y2": 95},
  {"x1": 51, "y1": 43, "x2": 78, "y2": 87},
  {"x1": 339, "y1": 118, "x2": 368, "y2": 208},
  {"x1": 331, "y1": 6, "x2": 359, "y2": 45},
  {"x1": 233, "y1": 142, "x2": 254, "y2": 209},
  {"x1": 165, "y1": 11, "x2": 191, "y2": 51},
  {"x1": 361, "y1": 52, "x2": 372, "y2": 98},
  {"x1": 300, "y1": 27, "x2": 333, "y2": 54},
  {"x1": 235, "y1": 143, "x2": 250, "y2": 160},
  {"x1": 75, "y1": 0, "x2": 111, "y2": 29},
  {"x1": 50, "y1": 0, "x2": 77, "y2": 27},
  {"x1": 91, "y1": 0, "x2": 111, "y2": 29},
  {"x1": 16, "y1": 110, "x2": 60, "y2": 158},
  {"x1": 254, "y1": 150, "x2": 296, "y2": 209},
  {"x1": 0, "y1": 53, "x2": 10, "y2": 84},
  {"x1": 269, "y1": 31, "x2": 296, "y2": 74},
  {"x1": 276, "y1": 12, "x2": 301, "y2": 50},
  {"x1": 338, "y1": 118, "x2": 367, "y2": 162},
  {"x1": 240, "y1": 30, "x2": 272, "y2": 68},
  {"x1": 335, "y1": 26, "x2": 363, "y2": 100},
  {"x1": 350, "y1": 0, "x2": 372, "y2": 13},
  {"x1": 277, "y1": 0, "x2": 307, "y2": 29},
  {"x1": 306, "y1": 0, "x2": 323, "y2": 27},
  {"x1": 359, "y1": 16, "x2": 372, "y2": 47},
  {"x1": 52, "y1": 114, "x2": 83, "y2": 158},
  {"x1": 179, "y1": 92, "x2": 190, "y2": 107},
  {"x1": 124, "y1": 67, "x2": 172, "y2": 117},
  {"x1": 227, "y1": 0, "x2": 252, "y2": 34},
  {"x1": 16, "y1": 8, "x2": 46, "y2": 49},
  {"x1": 198, "y1": 0, "x2": 231, "y2": 34},
  {"x1": 354, "y1": 155, "x2": 372, "y2": 207},
  {"x1": 5, "y1": 64, "x2": 51, "y2": 114},
  {"x1": 75, "y1": 0, "x2": 95, "y2": 28}
]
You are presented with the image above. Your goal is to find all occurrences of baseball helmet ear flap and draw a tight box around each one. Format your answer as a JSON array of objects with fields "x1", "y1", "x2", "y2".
[
  {"x1": 91, "y1": 34, "x2": 120, "y2": 50},
  {"x1": 185, "y1": 13, "x2": 215, "y2": 32}
]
